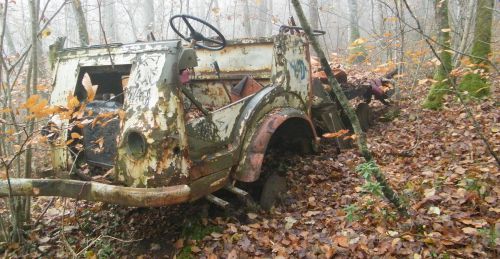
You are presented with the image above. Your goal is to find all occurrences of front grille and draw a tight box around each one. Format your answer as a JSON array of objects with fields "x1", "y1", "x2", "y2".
[{"x1": 82, "y1": 101, "x2": 121, "y2": 168}]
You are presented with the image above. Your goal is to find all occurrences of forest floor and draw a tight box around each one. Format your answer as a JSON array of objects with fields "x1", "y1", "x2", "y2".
[{"x1": 2, "y1": 74, "x2": 499, "y2": 258}]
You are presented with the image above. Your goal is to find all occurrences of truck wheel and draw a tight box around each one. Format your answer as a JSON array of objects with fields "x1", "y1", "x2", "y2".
[
  {"x1": 259, "y1": 171, "x2": 287, "y2": 211},
  {"x1": 356, "y1": 102, "x2": 372, "y2": 131}
]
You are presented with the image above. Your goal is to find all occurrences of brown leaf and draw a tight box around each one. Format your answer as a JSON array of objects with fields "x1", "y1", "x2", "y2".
[
  {"x1": 462, "y1": 227, "x2": 478, "y2": 235},
  {"x1": 190, "y1": 245, "x2": 201, "y2": 253},
  {"x1": 174, "y1": 238, "x2": 184, "y2": 249},
  {"x1": 333, "y1": 235, "x2": 349, "y2": 248},
  {"x1": 227, "y1": 249, "x2": 238, "y2": 259},
  {"x1": 323, "y1": 129, "x2": 349, "y2": 139},
  {"x1": 82, "y1": 73, "x2": 98, "y2": 102}
]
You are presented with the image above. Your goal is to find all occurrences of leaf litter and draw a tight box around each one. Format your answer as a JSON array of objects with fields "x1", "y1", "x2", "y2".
[{"x1": 2, "y1": 68, "x2": 499, "y2": 258}]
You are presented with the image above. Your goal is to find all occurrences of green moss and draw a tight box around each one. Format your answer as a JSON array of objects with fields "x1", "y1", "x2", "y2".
[
  {"x1": 423, "y1": 80, "x2": 450, "y2": 110},
  {"x1": 459, "y1": 73, "x2": 490, "y2": 98},
  {"x1": 349, "y1": 45, "x2": 367, "y2": 64},
  {"x1": 470, "y1": 0, "x2": 494, "y2": 65},
  {"x1": 177, "y1": 217, "x2": 222, "y2": 258},
  {"x1": 181, "y1": 219, "x2": 220, "y2": 241}
]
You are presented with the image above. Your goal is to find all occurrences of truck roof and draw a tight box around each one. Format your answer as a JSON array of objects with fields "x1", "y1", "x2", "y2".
[{"x1": 57, "y1": 40, "x2": 182, "y2": 60}]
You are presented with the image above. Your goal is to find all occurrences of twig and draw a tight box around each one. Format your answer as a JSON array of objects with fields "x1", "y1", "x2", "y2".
[
  {"x1": 39, "y1": 0, "x2": 52, "y2": 23},
  {"x1": 97, "y1": 0, "x2": 115, "y2": 69},
  {"x1": 0, "y1": 0, "x2": 9, "y2": 60},
  {"x1": 73, "y1": 233, "x2": 142, "y2": 257},
  {"x1": 377, "y1": 0, "x2": 499, "y2": 74},
  {"x1": 60, "y1": 198, "x2": 77, "y2": 258},
  {"x1": 75, "y1": 234, "x2": 103, "y2": 257},
  {"x1": 101, "y1": 235, "x2": 142, "y2": 243},
  {"x1": 33, "y1": 197, "x2": 56, "y2": 227},
  {"x1": 36, "y1": 0, "x2": 68, "y2": 39}
]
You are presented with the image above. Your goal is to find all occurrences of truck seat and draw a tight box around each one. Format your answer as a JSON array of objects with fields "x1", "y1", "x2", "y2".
[{"x1": 230, "y1": 76, "x2": 263, "y2": 102}]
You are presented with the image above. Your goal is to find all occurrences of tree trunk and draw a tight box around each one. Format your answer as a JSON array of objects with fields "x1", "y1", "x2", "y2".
[
  {"x1": 267, "y1": 0, "x2": 273, "y2": 35},
  {"x1": 423, "y1": 0, "x2": 452, "y2": 110},
  {"x1": 243, "y1": 0, "x2": 252, "y2": 37},
  {"x1": 101, "y1": 0, "x2": 116, "y2": 43},
  {"x1": 140, "y1": 0, "x2": 154, "y2": 40},
  {"x1": 308, "y1": 0, "x2": 319, "y2": 30},
  {"x1": 348, "y1": 0, "x2": 365, "y2": 63},
  {"x1": 348, "y1": 0, "x2": 360, "y2": 42},
  {"x1": 0, "y1": 4, "x2": 16, "y2": 55},
  {"x1": 214, "y1": 0, "x2": 221, "y2": 30},
  {"x1": 256, "y1": 0, "x2": 268, "y2": 37},
  {"x1": 71, "y1": 0, "x2": 89, "y2": 46},
  {"x1": 11, "y1": 0, "x2": 39, "y2": 242},
  {"x1": 119, "y1": 0, "x2": 138, "y2": 41},
  {"x1": 454, "y1": 0, "x2": 475, "y2": 67},
  {"x1": 458, "y1": 0, "x2": 493, "y2": 98},
  {"x1": 470, "y1": 0, "x2": 493, "y2": 65}
]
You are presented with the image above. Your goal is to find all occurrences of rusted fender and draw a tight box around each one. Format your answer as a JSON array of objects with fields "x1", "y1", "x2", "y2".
[
  {"x1": 235, "y1": 108, "x2": 317, "y2": 182},
  {"x1": 0, "y1": 179, "x2": 190, "y2": 207}
]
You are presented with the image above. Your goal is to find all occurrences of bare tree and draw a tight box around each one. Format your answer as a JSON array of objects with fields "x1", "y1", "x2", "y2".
[
  {"x1": 348, "y1": 0, "x2": 360, "y2": 42},
  {"x1": 268, "y1": 0, "x2": 273, "y2": 35},
  {"x1": 101, "y1": 0, "x2": 117, "y2": 43},
  {"x1": 348, "y1": 0, "x2": 365, "y2": 63},
  {"x1": 308, "y1": 0, "x2": 319, "y2": 29},
  {"x1": 454, "y1": 0, "x2": 475, "y2": 66},
  {"x1": 71, "y1": 0, "x2": 89, "y2": 46},
  {"x1": 458, "y1": 0, "x2": 494, "y2": 98},
  {"x1": 243, "y1": 0, "x2": 252, "y2": 37},
  {"x1": 119, "y1": 0, "x2": 139, "y2": 41},
  {"x1": 0, "y1": 3, "x2": 15, "y2": 55},
  {"x1": 256, "y1": 0, "x2": 268, "y2": 37},
  {"x1": 423, "y1": 0, "x2": 452, "y2": 109},
  {"x1": 139, "y1": 0, "x2": 154, "y2": 40}
]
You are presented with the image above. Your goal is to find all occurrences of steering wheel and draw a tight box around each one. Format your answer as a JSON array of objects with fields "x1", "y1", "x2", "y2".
[
  {"x1": 170, "y1": 14, "x2": 226, "y2": 51},
  {"x1": 279, "y1": 25, "x2": 326, "y2": 36}
]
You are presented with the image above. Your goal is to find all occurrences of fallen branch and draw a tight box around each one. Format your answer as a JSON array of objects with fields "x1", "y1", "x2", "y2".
[{"x1": 291, "y1": 0, "x2": 408, "y2": 216}]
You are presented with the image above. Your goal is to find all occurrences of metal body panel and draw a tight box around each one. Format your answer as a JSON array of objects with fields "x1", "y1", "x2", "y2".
[{"x1": 2, "y1": 33, "x2": 320, "y2": 207}]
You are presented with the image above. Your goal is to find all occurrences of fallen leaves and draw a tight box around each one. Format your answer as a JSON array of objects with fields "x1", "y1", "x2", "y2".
[
  {"x1": 333, "y1": 235, "x2": 349, "y2": 248},
  {"x1": 284, "y1": 216, "x2": 297, "y2": 230}
]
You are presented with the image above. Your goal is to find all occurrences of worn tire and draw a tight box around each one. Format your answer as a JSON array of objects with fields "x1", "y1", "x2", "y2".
[
  {"x1": 356, "y1": 102, "x2": 372, "y2": 131},
  {"x1": 259, "y1": 171, "x2": 287, "y2": 211}
]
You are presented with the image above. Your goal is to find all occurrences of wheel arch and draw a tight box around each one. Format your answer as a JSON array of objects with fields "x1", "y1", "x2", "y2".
[{"x1": 233, "y1": 108, "x2": 318, "y2": 183}]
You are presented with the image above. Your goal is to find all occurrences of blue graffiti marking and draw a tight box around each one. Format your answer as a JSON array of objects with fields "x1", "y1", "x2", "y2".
[{"x1": 290, "y1": 60, "x2": 307, "y2": 80}]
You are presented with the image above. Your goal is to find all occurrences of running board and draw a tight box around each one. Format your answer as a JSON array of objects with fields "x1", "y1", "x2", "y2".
[
  {"x1": 205, "y1": 194, "x2": 229, "y2": 209},
  {"x1": 224, "y1": 185, "x2": 249, "y2": 199}
]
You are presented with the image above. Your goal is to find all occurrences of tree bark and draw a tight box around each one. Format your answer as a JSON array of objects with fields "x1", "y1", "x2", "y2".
[
  {"x1": 458, "y1": 0, "x2": 493, "y2": 98},
  {"x1": 348, "y1": 0, "x2": 360, "y2": 42},
  {"x1": 470, "y1": 0, "x2": 493, "y2": 65},
  {"x1": 423, "y1": 0, "x2": 452, "y2": 110},
  {"x1": 291, "y1": 0, "x2": 407, "y2": 216},
  {"x1": 140, "y1": 0, "x2": 154, "y2": 40},
  {"x1": 0, "y1": 4, "x2": 16, "y2": 55},
  {"x1": 71, "y1": 0, "x2": 89, "y2": 46},
  {"x1": 243, "y1": 0, "x2": 252, "y2": 37},
  {"x1": 214, "y1": 0, "x2": 221, "y2": 30},
  {"x1": 267, "y1": 0, "x2": 273, "y2": 35},
  {"x1": 454, "y1": 0, "x2": 475, "y2": 67},
  {"x1": 308, "y1": 0, "x2": 319, "y2": 30},
  {"x1": 101, "y1": 0, "x2": 116, "y2": 43},
  {"x1": 256, "y1": 0, "x2": 268, "y2": 37},
  {"x1": 348, "y1": 0, "x2": 365, "y2": 63},
  {"x1": 119, "y1": 0, "x2": 138, "y2": 41}
]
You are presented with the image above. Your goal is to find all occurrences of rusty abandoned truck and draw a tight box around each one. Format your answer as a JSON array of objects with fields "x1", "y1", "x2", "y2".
[{"x1": 0, "y1": 15, "x2": 387, "y2": 210}]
